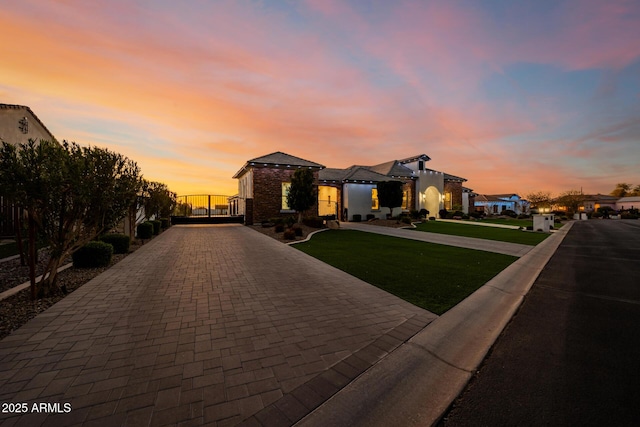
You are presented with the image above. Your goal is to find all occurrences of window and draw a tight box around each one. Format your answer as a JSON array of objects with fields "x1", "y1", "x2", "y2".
[
  {"x1": 402, "y1": 191, "x2": 409, "y2": 209},
  {"x1": 493, "y1": 205, "x2": 498, "y2": 213},
  {"x1": 371, "y1": 188, "x2": 379, "y2": 210},
  {"x1": 444, "y1": 192, "x2": 452, "y2": 210},
  {"x1": 282, "y1": 182, "x2": 291, "y2": 210}
]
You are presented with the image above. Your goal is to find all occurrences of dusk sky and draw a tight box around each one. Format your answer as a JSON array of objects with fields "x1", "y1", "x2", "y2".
[{"x1": 2, "y1": 0, "x2": 639, "y2": 197}]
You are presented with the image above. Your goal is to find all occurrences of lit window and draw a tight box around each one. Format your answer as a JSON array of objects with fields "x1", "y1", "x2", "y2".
[
  {"x1": 402, "y1": 191, "x2": 408, "y2": 209},
  {"x1": 371, "y1": 188, "x2": 379, "y2": 210},
  {"x1": 444, "y1": 192, "x2": 452, "y2": 210},
  {"x1": 282, "y1": 182, "x2": 291, "y2": 209}
]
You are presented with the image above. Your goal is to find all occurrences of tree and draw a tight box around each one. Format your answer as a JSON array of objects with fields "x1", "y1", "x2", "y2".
[
  {"x1": 526, "y1": 191, "x2": 553, "y2": 211},
  {"x1": 610, "y1": 183, "x2": 632, "y2": 198},
  {"x1": 286, "y1": 168, "x2": 316, "y2": 224},
  {"x1": 555, "y1": 190, "x2": 585, "y2": 216},
  {"x1": 141, "y1": 180, "x2": 176, "y2": 220},
  {"x1": 377, "y1": 181, "x2": 404, "y2": 218},
  {"x1": 0, "y1": 140, "x2": 141, "y2": 298}
]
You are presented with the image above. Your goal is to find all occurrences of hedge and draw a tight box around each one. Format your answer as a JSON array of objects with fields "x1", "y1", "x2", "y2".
[
  {"x1": 99, "y1": 233, "x2": 130, "y2": 254},
  {"x1": 72, "y1": 241, "x2": 113, "y2": 268},
  {"x1": 137, "y1": 221, "x2": 154, "y2": 239}
]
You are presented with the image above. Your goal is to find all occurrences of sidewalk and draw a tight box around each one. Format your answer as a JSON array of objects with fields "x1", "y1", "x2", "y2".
[
  {"x1": 298, "y1": 221, "x2": 574, "y2": 427},
  {"x1": 340, "y1": 222, "x2": 533, "y2": 257}
]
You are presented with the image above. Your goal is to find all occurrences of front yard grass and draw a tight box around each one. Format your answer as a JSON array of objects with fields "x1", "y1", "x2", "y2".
[
  {"x1": 414, "y1": 221, "x2": 550, "y2": 245},
  {"x1": 467, "y1": 218, "x2": 565, "y2": 228},
  {"x1": 294, "y1": 230, "x2": 517, "y2": 315}
]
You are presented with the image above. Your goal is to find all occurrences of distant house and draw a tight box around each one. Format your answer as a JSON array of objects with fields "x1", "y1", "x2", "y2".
[
  {"x1": 233, "y1": 151, "x2": 471, "y2": 224},
  {"x1": 577, "y1": 194, "x2": 619, "y2": 212},
  {"x1": 474, "y1": 194, "x2": 529, "y2": 215},
  {"x1": 616, "y1": 196, "x2": 640, "y2": 211},
  {"x1": 1, "y1": 104, "x2": 56, "y2": 237}
]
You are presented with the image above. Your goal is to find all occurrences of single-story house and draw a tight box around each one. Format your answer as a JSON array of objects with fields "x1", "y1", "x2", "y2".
[
  {"x1": 233, "y1": 151, "x2": 471, "y2": 224},
  {"x1": 616, "y1": 196, "x2": 640, "y2": 211},
  {"x1": 474, "y1": 194, "x2": 530, "y2": 215}
]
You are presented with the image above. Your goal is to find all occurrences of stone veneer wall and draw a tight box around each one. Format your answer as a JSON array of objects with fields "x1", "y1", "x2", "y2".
[
  {"x1": 402, "y1": 180, "x2": 415, "y2": 212},
  {"x1": 252, "y1": 167, "x2": 320, "y2": 223},
  {"x1": 444, "y1": 181, "x2": 464, "y2": 209}
]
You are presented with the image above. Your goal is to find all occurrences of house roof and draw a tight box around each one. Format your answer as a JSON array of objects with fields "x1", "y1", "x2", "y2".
[
  {"x1": 475, "y1": 194, "x2": 511, "y2": 202},
  {"x1": 0, "y1": 103, "x2": 56, "y2": 143},
  {"x1": 233, "y1": 151, "x2": 324, "y2": 178},
  {"x1": 444, "y1": 172, "x2": 467, "y2": 182},
  {"x1": 368, "y1": 160, "x2": 415, "y2": 178},
  {"x1": 319, "y1": 166, "x2": 400, "y2": 184},
  {"x1": 582, "y1": 194, "x2": 619, "y2": 202},
  {"x1": 397, "y1": 154, "x2": 431, "y2": 164}
]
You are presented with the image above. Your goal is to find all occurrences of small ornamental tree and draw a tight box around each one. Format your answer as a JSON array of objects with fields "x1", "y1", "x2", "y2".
[
  {"x1": 555, "y1": 190, "x2": 586, "y2": 216},
  {"x1": 286, "y1": 168, "x2": 316, "y2": 224},
  {"x1": 377, "y1": 181, "x2": 404, "y2": 218},
  {"x1": 0, "y1": 139, "x2": 141, "y2": 298},
  {"x1": 142, "y1": 180, "x2": 176, "y2": 220}
]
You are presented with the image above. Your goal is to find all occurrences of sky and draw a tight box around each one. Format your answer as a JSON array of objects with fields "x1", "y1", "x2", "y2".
[{"x1": 2, "y1": 0, "x2": 639, "y2": 197}]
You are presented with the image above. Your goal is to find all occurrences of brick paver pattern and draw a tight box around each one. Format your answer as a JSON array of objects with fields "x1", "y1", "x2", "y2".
[{"x1": 0, "y1": 225, "x2": 436, "y2": 426}]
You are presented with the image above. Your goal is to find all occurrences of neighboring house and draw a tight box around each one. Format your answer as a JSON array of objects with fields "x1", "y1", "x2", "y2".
[
  {"x1": 616, "y1": 196, "x2": 640, "y2": 211},
  {"x1": 1, "y1": 104, "x2": 56, "y2": 237},
  {"x1": 577, "y1": 194, "x2": 619, "y2": 212},
  {"x1": 233, "y1": 151, "x2": 470, "y2": 223},
  {"x1": 474, "y1": 194, "x2": 530, "y2": 215}
]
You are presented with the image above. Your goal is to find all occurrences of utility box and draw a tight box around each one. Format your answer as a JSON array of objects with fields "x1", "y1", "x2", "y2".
[
  {"x1": 533, "y1": 214, "x2": 555, "y2": 232},
  {"x1": 573, "y1": 212, "x2": 588, "y2": 220}
]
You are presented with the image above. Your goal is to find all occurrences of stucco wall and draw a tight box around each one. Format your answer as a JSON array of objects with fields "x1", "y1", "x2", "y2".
[{"x1": 0, "y1": 105, "x2": 54, "y2": 146}]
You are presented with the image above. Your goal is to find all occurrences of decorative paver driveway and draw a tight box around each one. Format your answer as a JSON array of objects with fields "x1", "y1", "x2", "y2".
[{"x1": 0, "y1": 225, "x2": 435, "y2": 426}]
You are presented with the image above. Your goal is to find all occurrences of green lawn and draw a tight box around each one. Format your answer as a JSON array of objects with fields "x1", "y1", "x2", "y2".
[
  {"x1": 294, "y1": 230, "x2": 517, "y2": 315},
  {"x1": 467, "y1": 218, "x2": 564, "y2": 228},
  {"x1": 414, "y1": 221, "x2": 550, "y2": 245}
]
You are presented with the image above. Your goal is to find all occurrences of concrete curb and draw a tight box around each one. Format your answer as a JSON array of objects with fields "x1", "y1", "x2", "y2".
[
  {"x1": 297, "y1": 221, "x2": 575, "y2": 427},
  {"x1": 0, "y1": 263, "x2": 73, "y2": 301}
]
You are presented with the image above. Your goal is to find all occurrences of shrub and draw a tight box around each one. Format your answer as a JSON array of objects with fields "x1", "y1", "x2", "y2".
[
  {"x1": 285, "y1": 216, "x2": 296, "y2": 227},
  {"x1": 462, "y1": 214, "x2": 469, "y2": 220},
  {"x1": 73, "y1": 241, "x2": 113, "y2": 268},
  {"x1": 439, "y1": 209, "x2": 448, "y2": 219},
  {"x1": 275, "y1": 224, "x2": 285, "y2": 232},
  {"x1": 366, "y1": 214, "x2": 375, "y2": 221},
  {"x1": 401, "y1": 217, "x2": 412, "y2": 224},
  {"x1": 517, "y1": 214, "x2": 530, "y2": 219},
  {"x1": 352, "y1": 214, "x2": 362, "y2": 222},
  {"x1": 302, "y1": 217, "x2": 324, "y2": 228},
  {"x1": 137, "y1": 221, "x2": 154, "y2": 239},
  {"x1": 160, "y1": 218, "x2": 170, "y2": 229},
  {"x1": 592, "y1": 212, "x2": 603, "y2": 218},
  {"x1": 526, "y1": 226, "x2": 534, "y2": 230},
  {"x1": 470, "y1": 211, "x2": 484, "y2": 219},
  {"x1": 270, "y1": 217, "x2": 284, "y2": 225},
  {"x1": 99, "y1": 233, "x2": 130, "y2": 254},
  {"x1": 151, "y1": 220, "x2": 161, "y2": 235},
  {"x1": 429, "y1": 216, "x2": 436, "y2": 221},
  {"x1": 501, "y1": 209, "x2": 517, "y2": 218},
  {"x1": 293, "y1": 225, "x2": 303, "y2": 236},
  {"x1": 283, "y1": 228, "x2": 296, "y2": 240},
  {"x1": 419, "y1": 209, "x2": 429, "y2": 218}
]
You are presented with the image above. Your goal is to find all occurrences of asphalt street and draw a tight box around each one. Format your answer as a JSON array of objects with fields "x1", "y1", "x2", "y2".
[{"x1": 440, "y1": 220, "x2": 640, "y2": 426}]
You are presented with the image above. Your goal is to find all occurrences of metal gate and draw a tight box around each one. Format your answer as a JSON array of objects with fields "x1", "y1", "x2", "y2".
[{"x1": 174, "y1": 195, "x2": 232, "y2": 217}]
